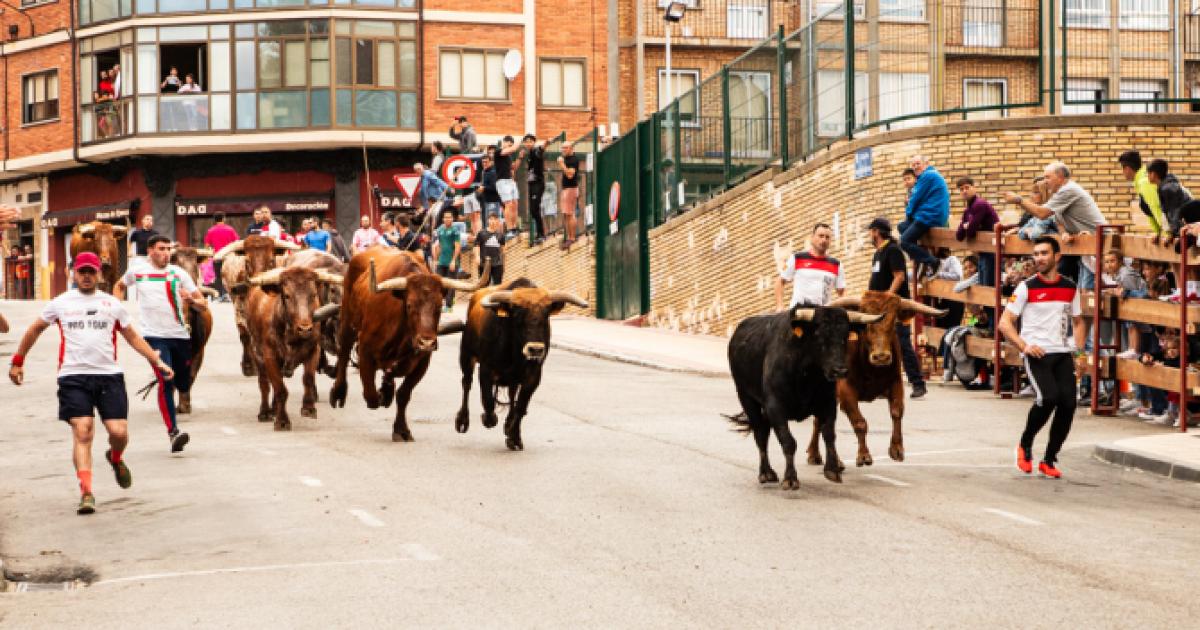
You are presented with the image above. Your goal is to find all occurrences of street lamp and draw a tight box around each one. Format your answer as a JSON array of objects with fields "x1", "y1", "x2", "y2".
[{"x1": 663, "y1": 1, "x2": 687, "y2": 110}]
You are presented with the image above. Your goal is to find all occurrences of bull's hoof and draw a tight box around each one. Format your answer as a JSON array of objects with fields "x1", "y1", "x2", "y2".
[
  {"x1": 823, "y1": 468, "x2": 843, "y2": 484},
  {"x1": 241, "y1": 362, "x2": 256, "y2": 377},
  {"x1": 274, "y1": 419, "x2": 292, "y2": 431},
  {"x1": 379, "y1": 385, "x2": 395, "y2": 409},
  {"x1": 780, "y1": 477, "x2": 801, "y2": 491},
  {"x1": 392, "y1": 431, "x2": 414, "y2": 443},
  {"x1": 837, "y1": 459, "x2": 846, "y2": 473},
  {"x1": 364, "y1": 393, "x2": 381, "y2": 410},
  {"x1": 505, "y1": 436, "x2": 524, "y2": 451},
  {"x1": 329, "y1": 382, "x2": 347, "y2": 409},
  {"x1": 301, "y1": 406, "x2": 317, "y2": 419},
  {"x1": 455, "y1": 410, "x2": 470, "y2": 434},
  {"x1": 177, "y1": 400, "x2": 192, "y2": 415},
  {"x1": 257, "y1": 410, "x2": 273, "y2": 422},
  {"x1": 889, "y1": 444, "x2": 905, "y2": 462},
  {"x1": 282, "y1": 368, "x2": 295, "y2": 379},
  {"x1": 758, "y1": 469, "x2": 779, "y2": 484},
  {"x1": 856, "y1": 452, "x2": 874, "y2": 467},
  {"x1": 482, "y1": 413, "x2": 499, "y2": 429},
  {"x1": 806, "y1": 452, "x2": 823, "y2": 466}
]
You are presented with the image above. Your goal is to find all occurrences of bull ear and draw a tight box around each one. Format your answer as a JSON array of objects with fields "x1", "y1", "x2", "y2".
[{"x1": 229, "y1": 283, "x2": 250, "y2": 297}]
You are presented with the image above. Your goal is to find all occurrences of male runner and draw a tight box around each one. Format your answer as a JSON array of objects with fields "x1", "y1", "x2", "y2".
[
  {"x1": 998, "y1": 236, "x2": 1086, "y2": 479},
  {"x1": 115, "y1": 235, "x2": 206, "y2": 452},
  {"x1": 8, "y1": 252, "x2": 174, "y2": 514},
  {"x1": 775, "y1": 222, "x2": 845, "y2": 309}
]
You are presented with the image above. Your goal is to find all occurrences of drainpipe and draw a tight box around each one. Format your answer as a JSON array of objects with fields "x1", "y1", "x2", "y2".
[{"x1": 417, "y1": 0, "x2": 425, "y2": 151}]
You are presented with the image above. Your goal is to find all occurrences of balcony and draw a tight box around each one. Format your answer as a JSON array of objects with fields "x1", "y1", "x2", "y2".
[
  {"x1": 1186, "y1": 12, "x2": 1200, "y2": 57},
  {"x1": 641, "y1": 0, "x2": 802, "y2": 43},
  {"x1": 942, "y1": 3, "x2": 1039, "y2": 55},
  {"x1": 79, "y1": 0, "x2": 418, "y2": 27}
]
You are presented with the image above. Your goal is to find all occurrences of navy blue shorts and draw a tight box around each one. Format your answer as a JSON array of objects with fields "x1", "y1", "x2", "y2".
[{"x1": 57, "y1": 374, "x2": 129, "y2": 422}]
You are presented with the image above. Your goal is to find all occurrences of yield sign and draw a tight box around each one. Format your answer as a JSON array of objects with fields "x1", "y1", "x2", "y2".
[{"x1": 393, "y1": 175, "x2": 420, "y2": 200}]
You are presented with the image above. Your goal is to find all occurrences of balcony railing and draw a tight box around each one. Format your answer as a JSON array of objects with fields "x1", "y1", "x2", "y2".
[
  {"x1": 641, "y1": 0, "x2": 801, "y2": 41},
  {"x1": 943, "y1": 3, "x2": 1039, "y2": 50},
  {"x1": 81, "y1": 98, "x2": 134, "y2": 143},
  {"x1": 1185, "y1": 12, "x2": 1200, "y2": 55}
]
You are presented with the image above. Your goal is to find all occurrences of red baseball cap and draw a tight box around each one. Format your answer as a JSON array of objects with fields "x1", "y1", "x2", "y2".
[{"x1": 73, "y1": 251, "x2": 102, "y2": 272}]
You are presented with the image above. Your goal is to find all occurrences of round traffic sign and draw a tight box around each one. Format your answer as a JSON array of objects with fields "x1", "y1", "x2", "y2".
[
  {"x1": 608, "y1": 182, "x2": 621, "y2": 223},
  {"x1": 442, "y1": 155, "x2": 477, "y2": 190}
]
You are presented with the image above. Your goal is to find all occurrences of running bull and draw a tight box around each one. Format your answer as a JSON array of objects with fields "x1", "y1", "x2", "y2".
[
  {"x1": 213, "y1": 236, "x2": 300, "y2": 377},
  {"x1": 727, "y1": 304, "x2": 882, "y2": 489},
  {"x1": 285, "y1": 248, "x2": 347, "y2": 379},
  {"x1": 452, "y1": 278, "x2": 589, "y2": 451},
  {"x1": 168, "y1": 245, "x2": 220, "y2": 414},
  {"x1": 69, "y1": 221, "x2": 128, "y2": 292}
]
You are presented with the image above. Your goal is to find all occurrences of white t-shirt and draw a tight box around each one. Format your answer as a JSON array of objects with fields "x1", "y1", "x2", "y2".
[
  {"x1": 779, "y1": 252, "x2": 845, "y2": 307},
  {"x1": 40, "y1": 290, "x2": 132, "y2": 376},
  {"x1": 122, "y1": 259, "x2": 197, "y2": 340},
  {"x1": 265, "y1": 220, "x2": 282, "y2": 239},
  {"x1": 1005, "y1": 274, "x2": 1082, "y2": 355}
]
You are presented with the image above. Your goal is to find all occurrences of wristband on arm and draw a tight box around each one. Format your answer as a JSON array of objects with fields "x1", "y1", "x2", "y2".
[{"x1": 10, "y1": 354, "x2": 24, "y2": 367}]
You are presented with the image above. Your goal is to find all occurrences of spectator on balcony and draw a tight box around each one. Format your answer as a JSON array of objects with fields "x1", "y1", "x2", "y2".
[
  {"x1": 178, "y1": 74, "x2": 202, "y2": 93},
  {"x1": 480, "y1": 155, "x2": 502, "y2": 221},
  {"x1": 1149, "y1": 159, "x2": 1199, "y2": 245},
  {"x1": 495, "y1": 136, "x2": 521, "y2": 237},
  {"x1": 351, "y1": 214, "x2": 381, "y2": 253},
  {"x1": 1003, "y1": 161, "x2": 1106, "y2": 289},
  {"x1": 521, "y1": 134, "x2": 548, "y2": 244},
  {"x1": 558, "y1": 142, "x2": 582, "y2": 248},
  {"x1": 954, "y1": 176, "x2": 998, "y2": 288},
  {"x1": 111, "y1": 64, "x2": 123, "y2": 99},
  {"x1": 899, "y1": 155, "x2": 950, "y2": 283},
  {"x1": 161, "y1": 67, "x2": 181, "y2": 94},
  {"x1": 461, "y1": 184, "x2": 484, "y2": 235},
  {"x1": 413, "y1": 163, "x2": 450, "y2": 214},
  {"x1": 449, "y1": 116, "x2": 476, "y2": 153},
  {"x1": 1119, "y1": 151, "x2": 1165, "y2": 238}
]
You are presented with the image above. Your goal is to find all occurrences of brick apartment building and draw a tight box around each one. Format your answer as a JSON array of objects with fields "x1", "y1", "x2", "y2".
[{"x1": 0, "y1": 0, "x2": 611, "y2": 295}]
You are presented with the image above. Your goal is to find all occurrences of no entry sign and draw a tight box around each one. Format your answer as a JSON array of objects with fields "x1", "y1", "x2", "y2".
[
  {"x1": 442, "y1": 155, "x2": 477, "y2": 190},
  {"x1": 608, "y1": 182, "x2": 621, "y2": 222}
]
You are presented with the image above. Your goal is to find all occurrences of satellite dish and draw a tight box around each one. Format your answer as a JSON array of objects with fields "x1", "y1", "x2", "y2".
[{"x1": 502, "y1": 49, "x2": 523, "y2": 80}]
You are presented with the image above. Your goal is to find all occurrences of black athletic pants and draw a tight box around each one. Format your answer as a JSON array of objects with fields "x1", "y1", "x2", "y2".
[
  {"x1": 213, "y1": 260, "x2": 226, "y2": 297},
  {"x1": 1022, "y1": 352, "x2": 1077, "y2": 464},
  {"x1": 528, "y1": 180, "x2": 546, "y2": 240},
  {"x1": 896, "y1": 321, "x2": 923, "y2": 386}
]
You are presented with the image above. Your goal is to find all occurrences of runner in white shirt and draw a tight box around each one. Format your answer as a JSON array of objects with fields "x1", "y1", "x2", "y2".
[
  {"x1": 998, "y1": 236, "x2": 1086, "y2": 480},
  {"x1": 8, "y1": 251, "x2": 174, "y2": 515},
  {"x1": 775, "y1": 222, "x2": 846, "y2": 309},
  {"x1": 115, "y1": 235, "x2": 206, "y2": 453}
]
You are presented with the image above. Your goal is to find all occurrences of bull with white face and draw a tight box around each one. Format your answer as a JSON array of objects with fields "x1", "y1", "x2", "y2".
[{"x1": 214, "y1": 236, "x2": 301, "y2": 377}]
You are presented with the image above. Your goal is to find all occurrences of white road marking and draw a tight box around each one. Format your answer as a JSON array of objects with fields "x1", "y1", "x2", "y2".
[
  {"x1": 298, "y1": 476, "x2": 323, "y2": 488},
  {"x1": 259, "y1": 449, "x2": 277, "y2": 456},
  {"x1": 349, "y1": 508, "x2": 385, "y2": 528},
  {"x1": 220, "y1": 427, "x2": 238, "y2": 436},
  {"x1": 91, "y1": 558, "x2": 417, "y2": 586},
  {"x1": 399, "y1": 543, "x2": 441, "y2": 562},
  {"x1": 983, "y1": 508, "x2": 1043, "y2": 526},
  {"x1": 874, "y1": 463, "x2": 1010, "y2": 469},
  {"x1": 864, "y1": 474, "x2": 911, "y2": 487}
]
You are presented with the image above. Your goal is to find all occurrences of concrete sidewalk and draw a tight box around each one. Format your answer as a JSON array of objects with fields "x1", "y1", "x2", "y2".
[
  {"x1": 1094, "y1": 434, "x2": 1200, "y2": 483},
  {"x1": 548, "y1": 316, "x2": 730, "y2": 377}
]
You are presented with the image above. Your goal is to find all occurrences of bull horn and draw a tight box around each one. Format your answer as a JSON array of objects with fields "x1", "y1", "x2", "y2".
[
  {"x1": 313, "y1": 303, "x2": 340, "y2": 322},
  {"x1": 846, "y1": 311, "x2": 885, "y2": 325},
  {"x1": 199, "y1": 286, "x2": 219, "y2": 298},
  {"x1": 899, "y1": 298, "x2": 947, "y2": 317},
  {"x1": 248, "y1": 268, "x2": 286, "y2": 286},
  {"x1": 111, "y1": 225, "x2": 129, "y2": 235},
  {"x1": 195, "y1": 248, "x2": 215, "y2": 258},
  {"x1": 274, "y1": 240, "x2": 301, "y2": 252},
  {"x1": 213, "y1": 240, "x2": 245, "y2": 261},
  {"x1": 369, "y1": 259, "x2": 408, "y2": 293},
  {"x1": 438, "y1": 317, "x2": 466, "y2": 335},
  {"x1": 440, "y1": 259, "x2": 492, "y2": 293},
  {"x1": 826, "y1": 297, "x2": 862, "y2": 309},
  {"x1": 481, "y1": 290, "x2": 514, "y2": 308},
  {"x1": 77, "y1": 224, "x2": 96, "y2": 235},
  {"x1": 791, "y1": 307, "x2": 816, "y2": 322},
  {"x1": 316, "y1": 271, "x2": 344, "y2": 285},
  {"x1": 547, "y1": 290, "x2": 589, "y2": 309}
]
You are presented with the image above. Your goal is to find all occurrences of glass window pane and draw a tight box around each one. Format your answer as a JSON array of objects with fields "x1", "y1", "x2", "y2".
[
  {"x1": 485, "y1": 52, "x2": 505, "y2": 99},
  {"x1": 135, "y1": 0, "x2": 155, "y2": 13},
  {"x1": 136, "y1": 27, "x2": 156, "y2": 42},
  {"x1": 398, "y1": 41, "x2": 415, "y2": 89},
  {"x1": 210, "y1": 42, "x2": 231, "y2": 92},
  {"x1": 439, "y1": 51, "x2": 460, "y2": 98},
  {"x1": 138, "y1": 96, "x2": 157, "y2": 132},
  {"x1": 336, "y1": 88, "x2": 352, "y2": 125},
  {"x1": 210, "y1": 25, "x2": 230, "y2": 40},
  {"x1": 81, "y1": 56, "x2": 95, "y2": 104},
  {"x1": 540, "y1": 60, "x2": 561, "y2": 107},
  {"x1": 399, "y1": 91, "x2": 416, "y2": 128},
  {"x1": 258, "y1": 41, "x2": 281, "y2": 88},
  {"x1": 462, "y1": 52, "x2": 484, "y2": 98},
  {"x1": 210, "y1": 0, "x2": 227, "y2": 8},
  {"x1": 158, "y1": 0, "x2": 205, "y2": 12},
  {"x1": 355, "y1": 40, "x2": 374, "y2": 85},
  {"x1": 234, "y1": 0, "x2": 252, "y2": 7},
  {"x1": 47, "y1": 75, "x2": 58, "y2": 100},
  {"x1": 137, "y1": 44, "x2": 158, "y2": 95},
  {"x1": 312, "y1": 39, "x2": 329, "y2": 59},
  {"x1": 256, "y1": 0, "x2": 305, "y2": 7},
  {"x1": 235, "y1": 23, "x2": 254, "y2": 38},
  {"x1": 285, "y1": 41, "x2": 306, "y2": 87},
  {"x1": 399, "y1": 0, "x2": 415, "y2": 6},
  {"x1": 563, "y1": 60, "x2": 584, "y2": 107},
  {"x1": 336, "y1": 38, "x2": 352, "y2": 85},
  {"x1": 398, "y1": 22, "x2": 415, "y2": 38},
  {"x1": 354, "y1": 21, "x2": 394, "y2": 36},
  {"x1": 311, "y1": 60, "x2": 330, "y2": 87},
  {"x1": 356, "y1": 0, "x2": 395, "y2": 6},
  {"x1": 311, "y1": 88, "x2": 330, "y2": 126},
  {"x1": 159, "y1": 25, "x2": 208, "y2": 41},
  {"x1": 236, "y1": 41, "x2": 255, "y2": 90},
  {"x1": 308, "y1": 20, "x2": 330, "y2": 35},
  {"x1": 258, "y1": 90, "x2": 306, "y2": 128},
  {"x1": 257, "y1": 21, "x2": 306, "y2": 37},
  {"x1": 335, "y1": 20, "x2": 352, "y2": 35},
  {"x1": 377, "y1": 42, "x2": 395, "y2": 88},
  {"x1": 355, "y1": 90, "x2": 396, "y2": 127},
  {"x1": 236, "y1": 92, "x2": 256, "y2": 129},
  {"x1": 211, "y1": 93, "x2": 231, "y2": 130}
]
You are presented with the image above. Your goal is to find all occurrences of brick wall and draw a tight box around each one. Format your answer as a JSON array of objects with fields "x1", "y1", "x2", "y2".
[
  {"x1": 0, "y1": 1, "x2": 70, "y2": 41},
  {"x1": 4, "y1": 42, "x2": 74, "y2": 161},
  {"x1": 459, "y1": 236, "x2": 596, "y2": 316},
  {"x1": 534, "y1": 0, "x2": 609, "y2": 140}
]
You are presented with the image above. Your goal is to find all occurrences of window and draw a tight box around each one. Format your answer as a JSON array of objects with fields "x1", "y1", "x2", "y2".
[
  {"x1": 963, "y1": 78, "x2": 1006, "y2": 119},
  {"x1": 963, "y1": 0, "x2": 1003, "y2": 47},
  {"x1": 439, "y1": 49, "x2": 507, "y2": 101},
  {"x1": 879, "y1": 72, "x2": 929, "y2": 128},
  {"x1": 816, "y1": 71, "x2": 868, "y2": 136},
  {"x1": 657, "y1": 69, "x2": 699, "y2": 125},
  {"x1": 880, "y1": 0, "x2": 925, "y2": 20},
  {"x1": 814, "y1": 0, "x2": 864, "y2": 19},
  {"x1": 539, "y1": 58, "x2": 586, "y2": 108},
  {"x1": 1119, "y1": 79, "x2": 1167, "y2": 112},
  {"x1": 1119, "y1": 0, "x2": 1168, "y2": 30},
  {"x1": 728, "y1": 71, "x2": 772, "y2": 157},
  {"x1": 1063, "y1": 78, "x2": 1106, "y2": 114},
  {"x1": 23, "y1": 71, "x2": 59, "y2": 124},
  {"x1": 1065, "y1": 0, "x2": 1109, "y2": 28},
  {"x1": 727, "y1": 2, "x2": 769, "y2": 39}
]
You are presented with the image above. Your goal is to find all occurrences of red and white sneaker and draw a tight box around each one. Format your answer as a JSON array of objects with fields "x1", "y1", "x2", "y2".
[
  {"x1": 1038, "y1": 461, "x2": 1062, "y2": 479},
  {"x1": 1016, "y1": 446, "x2": 1033, "y2": 474}
]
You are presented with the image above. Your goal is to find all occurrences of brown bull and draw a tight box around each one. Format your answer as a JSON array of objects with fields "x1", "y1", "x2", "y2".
[
  {"x1": 70, "y1": 221, "x2": 128, "y2": 291},
  {"x1": 329, "y1": 248, "x2": 488, "y2": 442},
  {"x1": 454, "y1": 279, "x2": 588, "y2": 451},
  {"x1": 806, "y1": 291, "x2": 945, "y2": 467},
  {"x1": 214, "y1": 236, "x2": 300, "y2": 376},
  {"x1": 285, "y1": 249, "x2": 346, "y2": 378},
  {"x1": 169, "y1": 245, "x2": 219, "y2": 414},
  {"x1": 242, "y1": 266, "x2": 343, "y2": 430}
]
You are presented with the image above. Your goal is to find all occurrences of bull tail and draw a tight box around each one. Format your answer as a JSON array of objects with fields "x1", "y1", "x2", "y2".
[{"x1": 723, "y1": 411, "x2": 754, "y2": 434}]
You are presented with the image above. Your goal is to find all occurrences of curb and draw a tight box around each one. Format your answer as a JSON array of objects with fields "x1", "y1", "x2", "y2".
[
  {"x1": 1093, "y1": 443, "x2": 1200, "y2": 483},
  {"x1": 550, "y1": 340, "x2": 729, "y2": 379}
]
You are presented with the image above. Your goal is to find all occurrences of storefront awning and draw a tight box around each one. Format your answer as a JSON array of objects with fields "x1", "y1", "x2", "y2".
[
  {"x1": 175, "y1": 195, "x2": 332, "y2": 217},
  {"x1": 41, "y1": 200, "x2": 133, "y2": 229}
]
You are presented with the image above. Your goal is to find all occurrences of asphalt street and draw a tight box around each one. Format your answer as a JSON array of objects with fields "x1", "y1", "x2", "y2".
[{"x1": 1, "y1": 299, "x2": 1198, "y2": 629}]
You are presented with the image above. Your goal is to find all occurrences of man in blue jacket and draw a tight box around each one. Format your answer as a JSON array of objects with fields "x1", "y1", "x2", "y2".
[
  {"x1": 898, "y1": 155, "x2": 950, "y2": 281},
  {"x1": 414, "y1": 163, "x2": 450, "y2": 212}
]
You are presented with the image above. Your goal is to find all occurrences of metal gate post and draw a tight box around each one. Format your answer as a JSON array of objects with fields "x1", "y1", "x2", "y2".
[
  {"x1": 1181, "y1": 240, "x2": 1190, "y2": 432},
  {"x1": 1090, "y1": 225, "x2": 1123, "y2": 416},
  {"x1": 994, "y1": 223, "x2": 1006, "y2": 396}
]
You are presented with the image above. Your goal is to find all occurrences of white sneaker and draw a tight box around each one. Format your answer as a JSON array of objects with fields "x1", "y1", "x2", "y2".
[
  {"x1": 1118, "y1": 398, "x2": 1140, "y2": 413},
  {"x1": 943, "y1": 369, "x2": 953, "y2": 382},
  {"x1": 1141, "y1": 411, "x2": 1171, "y2": 424},
  {"x1": 1018, "y1": 385, "x2": 1034, "y2": 398},
  {"x1": 1116, "y1": 349, "x2": 1139, "y2": 360}
]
